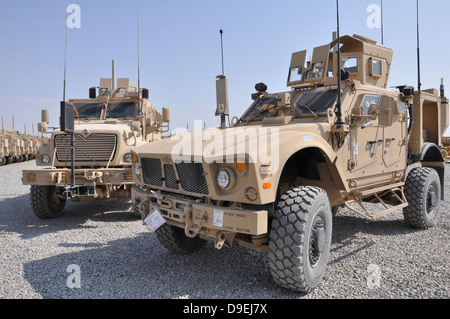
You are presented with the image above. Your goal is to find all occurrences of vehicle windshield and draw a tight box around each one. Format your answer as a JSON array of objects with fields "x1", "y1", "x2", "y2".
[
  {"x1": 73, "y1": 103, "x2": 103, "y2": 119},
  {"x1": 295, "y1": 89, "x2": 338, "y2": 117},
  {"x1": 241, "y1": 97, "x2": 282, "y2": 121},
  {"x1": 105, "y1": 102, "x2": 140, "y2": 119}
]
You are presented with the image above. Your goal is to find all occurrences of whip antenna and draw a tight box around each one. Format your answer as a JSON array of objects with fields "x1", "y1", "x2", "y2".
[
  {"x1": 381, "y1": 0, "x2": 384, "y2": 45},
  {"x1": 220, "y1": 29, "x2": 225, "y2": 76},
  {"x1": 416, "y1": 0, "x2": 422, "y2": 92},
  {"x1": 334, "y1": 0, "x2": 345, "y2": 126}
]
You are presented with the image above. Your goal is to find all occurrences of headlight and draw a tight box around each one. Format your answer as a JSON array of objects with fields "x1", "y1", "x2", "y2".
[
  {"x1": 41, "y1": 154, "x2": 50, "y2": 164},
  {"x1": 134, "y1": 163, "x2": 141, "y2": 177},
  {"x1": 216, "y1": 168, "x2": 236, "y2": 190},
  {"x1": 124, "y1": 153, "x2": 132, "y2": 163}
]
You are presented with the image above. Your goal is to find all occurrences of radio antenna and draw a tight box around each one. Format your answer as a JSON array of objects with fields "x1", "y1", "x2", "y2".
[
  {"x1": 220, "y1": 29, "x2": 225, "y2": 76},
  {"x1": 137, "y1": 9, "x2": 141, "y2": 99},
  {"x1": 381, "y1": 0, "x2": 384, "y2": 45},
  {"x1": 416, "y1": 0, "x2": 421, "y2": 92},
  {"x1": 63, "y1": 11, "x2": 68, "y2": 103},
  {"x1": 334, "y1": 0, "x2": 345, "y2": 126}
]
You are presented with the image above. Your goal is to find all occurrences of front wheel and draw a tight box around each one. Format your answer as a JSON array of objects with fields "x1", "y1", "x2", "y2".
[
  {"x1": 155, "y1": 223, "x2": 206, "y2": 254},
  {"x1": 269, "y1": 186, "x2": 332, "y2": 293},
  {"x1": 30, "y1": 185, "x2": 66, "y2": 219},
  {"x1": 403, "y1": 167, "x2": 441, "y2": 229}
]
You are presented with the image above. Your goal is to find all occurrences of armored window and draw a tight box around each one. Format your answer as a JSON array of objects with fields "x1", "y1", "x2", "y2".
[
  {"x1": 73, "y1": 103, "x2": 103, "y2": 119},
  {"x1": 106, "y1": 102, "x2": 140, "y2": 119},
  {"x1": 360, "y1": 94, "x2": 380, "y2": 116},
  {"x1": 295, "y1": 89, "x2": 338, "y2": 116},
  {"x1": 306, "y1": 62, "x2": 324, "y2": 80},
  {"x1": 370, "y1": 58, "x2": 382, "y2": 77},
  {"x1": 342, "y1": 57, "x2": 358, "y2": 74},
  {"x1": 241, "y1": 97, "x2": 282, "y2": 121},
  {"x1": 288, "y1": 67, "x2": 303, "y2": 83}
]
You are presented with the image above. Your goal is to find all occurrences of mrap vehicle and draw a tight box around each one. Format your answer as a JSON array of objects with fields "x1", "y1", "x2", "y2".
[
  {"x1": 23, "y1": 64, "x2": 171, "y2": 219},
  {"x1": 130, "y1": 34, "x2": 448, "y2": 292}
]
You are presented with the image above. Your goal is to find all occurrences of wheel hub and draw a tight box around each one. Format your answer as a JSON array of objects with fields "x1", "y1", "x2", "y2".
[
  {"x1": 310, "y1": 218, "x2": 325, "y2": 267},
  {"x1": 426, "y1": 185, "x2": 437, "y2": 214}
]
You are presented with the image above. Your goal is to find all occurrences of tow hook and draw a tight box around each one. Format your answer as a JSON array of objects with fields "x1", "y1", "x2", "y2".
[{"x1": 215, "y1": 231, "x2": 227, "y2": 250}]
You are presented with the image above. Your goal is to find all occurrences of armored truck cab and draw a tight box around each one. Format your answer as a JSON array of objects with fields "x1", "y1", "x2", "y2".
[
  {"x1": 23, "y1": 73, "x2": 170, "y2": 219},
  {"x1": 130, "y1": 34, "x2": 448, "y2": 293}
]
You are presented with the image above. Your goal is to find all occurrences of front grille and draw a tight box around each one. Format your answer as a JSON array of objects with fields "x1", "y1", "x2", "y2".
[
  {"x1": 164, "y1": 164, "x2": 179, "y2": 190},
  {"x1": 175, "y1": 162, "x2": 209, "y2": 195},
  {"x1": 142, "y1": 158, "x2": 163, "y2": 187},
  {"x1": 55, "y1": 133, "x2": 117, "y2": 163},
  {"x1": 140, "y1": 158, "x2": 209, "y2": 196}
]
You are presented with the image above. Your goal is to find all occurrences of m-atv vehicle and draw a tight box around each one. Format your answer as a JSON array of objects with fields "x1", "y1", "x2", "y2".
[
  {"x1": 130, "y1": 34, "x2": 448, "y2": 292},
  {"x1": 23, "y1": 72, "x2": 170, "y2": 219}
]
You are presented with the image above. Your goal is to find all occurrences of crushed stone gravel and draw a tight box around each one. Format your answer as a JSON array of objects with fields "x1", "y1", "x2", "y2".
[{"x1": 0, "y1": 161, "x2": 448, "y2": 299}]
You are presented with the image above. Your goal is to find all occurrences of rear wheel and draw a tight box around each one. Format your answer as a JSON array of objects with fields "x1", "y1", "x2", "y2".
[
  {"x1": 155, "y1": 223, "x2": 206, "y2": 254},
  {"x1": 403, "y1": 167, "x2": 441, "y2": 228},
  {"x1": 30, "y1": 185, "x2": 66, "y2": 219},
  {"x1": 269, "y1": 186, "x2": 332, "y2": 293}
]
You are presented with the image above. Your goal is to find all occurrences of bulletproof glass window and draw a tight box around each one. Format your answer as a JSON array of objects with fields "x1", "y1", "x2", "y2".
[
  {"x1": 295, "y1": 89, "x2": 338, "y2": 116},
  {"x1": 306, "y1": 62, "x2": 324, "y2": 80},
  {"x1": 241, "y1": 97, "x2": 281, "y2": 121},
  {"x1": 73, "y1": 103, "x2": 103, "y2": 119},
  {"x1": 106, "y1": 102, "x2": 140, "y2": 119},
  {"x1": 342, "y1": 57, "x2": 358, "y2": 74},
  {"x1": 372, "y1": 59, "x2": 382, "y2": 76},
  {"x1": 288, "y1": 67, "x2": 303, "y2": 83},
  {"x1": 360, "y1": 95, "x2": 380, "y2": 116}
]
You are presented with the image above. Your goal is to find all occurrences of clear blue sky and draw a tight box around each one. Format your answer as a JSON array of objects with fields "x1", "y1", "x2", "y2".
[{"x1": 1, "y1": 0, "x2": 449, "y2": 136}]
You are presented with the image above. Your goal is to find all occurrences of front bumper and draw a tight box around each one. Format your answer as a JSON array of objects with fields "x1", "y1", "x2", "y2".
[
  {"x1": 131, "y1": 187, "x2": 268, "y2": 237},
  {"x1": 22, "y1": 167, "x2": 134, "y2": 186}
]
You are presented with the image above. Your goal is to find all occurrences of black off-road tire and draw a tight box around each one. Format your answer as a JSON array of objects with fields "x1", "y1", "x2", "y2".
[
  {"x1": 269, "y1": 186, "x2": 333, "y2": 293},
  {"x1": 403, "y1": 167, "x2": 441, "y2": 229},
  {"x1": 30, "y1": 185, "x2": 66, "y2": 219},
  {"x1": 0, "y1": 157, "x2": 5, "y2": 166},
  {"x1": 155, "y1": 223, "x2": 206, "y2": 254}
]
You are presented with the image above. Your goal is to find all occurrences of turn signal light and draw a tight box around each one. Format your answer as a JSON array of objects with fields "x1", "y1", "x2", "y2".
[{"x1": 263, "y1": 182, "x2": 271, "y2": 189}]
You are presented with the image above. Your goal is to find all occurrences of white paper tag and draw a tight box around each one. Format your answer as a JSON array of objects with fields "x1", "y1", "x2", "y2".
[
  {"x1": 213, "y1": 209, "x2": 224, "y2": 228},
  {"x1": 144, "y1": 209, "x2": 166, "y2": 231}
]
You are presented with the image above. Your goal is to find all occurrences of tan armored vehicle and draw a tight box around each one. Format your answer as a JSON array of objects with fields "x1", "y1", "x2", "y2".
[
  {"x1": 23, "y1": 65, "x2": 170, "y2": 219},
  {"x1": 130, "y1": 34, "x2": 448, "y2": 292}
]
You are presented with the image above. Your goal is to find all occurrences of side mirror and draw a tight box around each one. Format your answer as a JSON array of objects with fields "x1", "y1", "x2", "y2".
[
  {"x1": 162, "y1": 107, "x2": 171, "y2": 123},
  {"x1": 41, "y1": 109, "x2": 49, "y2": 124},
  {"x1": 142, "y1": 88, "x2": 149, "y2": 100},
  {"x1": 89, "y1": 87, "x2": 97, "y2": 99},
  {"x1": 132, "y1": 121, "x2": 140, "y2": 131}
]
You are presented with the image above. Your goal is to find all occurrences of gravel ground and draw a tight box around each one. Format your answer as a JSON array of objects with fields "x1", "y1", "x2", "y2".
[{"x1": 0, "y1": 160, "x2": 448, "y2": 299}]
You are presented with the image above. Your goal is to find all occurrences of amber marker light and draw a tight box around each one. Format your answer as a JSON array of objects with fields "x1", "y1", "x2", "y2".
[
  {"x1": 263, "y1": 182, "x2": 271, "y2": 189},
  {"x1": 236, "y1": 163, "x2": 246, "y2": 171},
  {"x1": 124, "y1": 173, "x2": 134, "y2": 180},
  {"x1": 27, "y1": 173, "x2": 37, "y2": 182},
  {"x1": 132, "y1": 154, "x2": 138, "y2": 163}
]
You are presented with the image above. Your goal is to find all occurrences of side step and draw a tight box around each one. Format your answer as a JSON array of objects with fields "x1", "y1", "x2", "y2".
[{"x1": 344, "y1": 184, "x2": 408, "y2": 220}]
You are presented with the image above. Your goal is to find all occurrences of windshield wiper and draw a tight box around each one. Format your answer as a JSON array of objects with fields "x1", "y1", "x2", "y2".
[{"x1": 296, "y1": 103, "x2": 319, "y2": 119}]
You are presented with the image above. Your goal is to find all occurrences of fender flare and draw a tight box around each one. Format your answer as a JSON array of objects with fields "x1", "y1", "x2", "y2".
[{"x1": 419, "y1": 142, "x2": 444, "y2": 162}]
